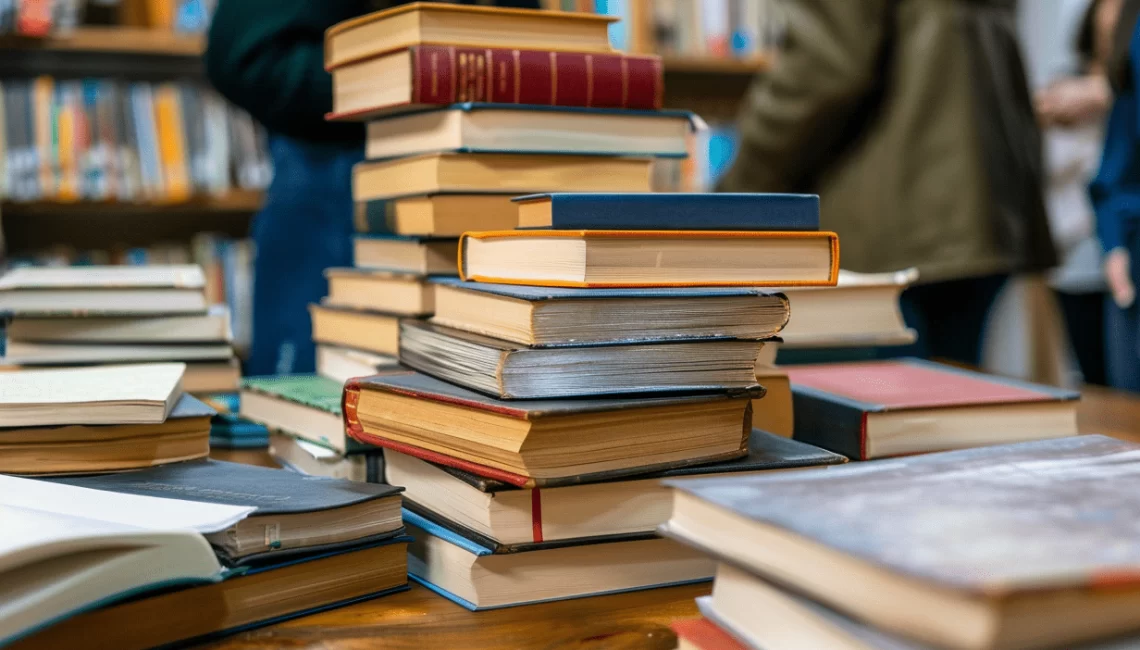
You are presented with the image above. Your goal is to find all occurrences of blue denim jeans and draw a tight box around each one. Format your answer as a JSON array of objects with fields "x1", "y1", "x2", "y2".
[{"x1": 246, "y1": 135, "x2": 362, "y2": 376}]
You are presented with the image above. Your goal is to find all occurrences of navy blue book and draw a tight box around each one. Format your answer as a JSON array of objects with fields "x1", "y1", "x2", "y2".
[
  {"x1": 514, "y1": 192, "x2": 819, "y2": 230},
  {"x1": 48, "y1": 459, "x2": 405, "y2": 565},
  {"x1": 431, "y1": 277, "x2": 789, "y2": 347},
  {"x1": 404, "y1": 508, "x2": 712, "y2": 611}
]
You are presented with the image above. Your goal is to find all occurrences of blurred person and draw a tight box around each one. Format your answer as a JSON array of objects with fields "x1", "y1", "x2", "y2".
[
  {"x1": 205, "y1": 0, "x2": 538, "y2": 375},
  {"x1": 1091, "y1": 0, "x2": 1140, "y2": 391},
  {"x1": 718, "y1": 0, "x2": 1055, "y2": 366}
]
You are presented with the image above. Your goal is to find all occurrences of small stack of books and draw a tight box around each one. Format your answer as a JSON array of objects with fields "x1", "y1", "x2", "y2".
[
  {"x1": 663, "y1": 435, "x2": 1140, "y2": 650},
  {"x1": 0, "y1": 265, "x2": 240, "y2": 394},
  {"x1": 4, "y1": 460, "x2": 409, "y2": 649}
]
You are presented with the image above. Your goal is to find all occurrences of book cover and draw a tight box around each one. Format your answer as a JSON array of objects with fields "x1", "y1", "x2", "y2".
[
  {"x1": 431, "y1": 276, "x2": 787, "y2": 302},
  {"x1": 241, "y1": 375, "x2": 344, "y2": 417},
  {"x1": 513, "y1": 192, "x2": 819, "y2": 230},
  {"x1": 786, "y1": 359, "x2": 1080, "y2": 459}
]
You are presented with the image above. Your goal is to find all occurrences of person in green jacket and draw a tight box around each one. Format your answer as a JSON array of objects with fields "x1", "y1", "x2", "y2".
[
  {"x1": 718, "y1": 0, "x2": 1056, "y2": 365},
  {"x1": 204, "y1": 0, "x2": 537, "y2": 375}
]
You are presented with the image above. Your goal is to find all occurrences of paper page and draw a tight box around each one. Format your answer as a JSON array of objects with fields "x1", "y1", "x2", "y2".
[
  {"x1": 0, "y1": 363, "x2": 185, "y2": 407},
  {"x1": 0, "y1": 265, "x2": 205, "y2": 290},
  {"x1": 0, "y1": 475, "x2": 254, "y2": 534}
]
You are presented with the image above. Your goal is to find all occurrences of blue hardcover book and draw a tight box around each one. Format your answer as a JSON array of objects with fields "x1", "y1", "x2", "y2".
[
  {"x1": 404, "y1": 508, "x2": 713, "y2": 611},
  {"x1": 209, "y1": 413, "x2": 270, "y2": 449},
  {"x1": 514, "y1": 192, "x2": 819, "y2": 231}
]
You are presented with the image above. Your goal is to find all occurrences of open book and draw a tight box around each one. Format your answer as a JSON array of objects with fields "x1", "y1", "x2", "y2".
[{"x1": 0, "y1": 475, "x2": 254, "y2": 646}]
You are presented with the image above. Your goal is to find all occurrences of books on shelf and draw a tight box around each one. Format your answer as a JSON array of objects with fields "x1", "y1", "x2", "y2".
[
  {"x1": 315, "y1": 344, "x2": 399, "y2": 385},
  {"x1": 662, "y1": 436, "x2": 1140, "y2": 650},
  {"x1": 786, "y1": 359, "x2": 1079, "y2": 460},
  {"x1": 324, "y1": 268, "x2": 434, "y2": 316},
  {"x1": 651, "y1": 0, "x2": 785, "y2": 59},
  {"x1": 515, "y1": 192, "x2": 819, "y2": 230},
  {"x1": 355, "y1": 194, "x2": 518, "y2": 237},
  {"x1": 399, "y1": 319, "x2": 766, "y2": 400},
  {"x1": 363, "y1": 106, "x2": 690, "y2": 159},
  {"x1": 0, "y1": 362, "x2": 184, "y2": 426},
  {"x1": 353, "y1": 236, "x2": 457, "y2": 275},
  {"x1": 239, "y1": 374, "x2": 362, "y2": 455},
  {"x1": 0, "y1": 264, "x2": 207, "y2": 314},
  {"x1": 458, "y1": 230, "x2": 840, "y2": 288},
  {"x1": 308, "y1": 303, "x2": 400, "y2": 356}
]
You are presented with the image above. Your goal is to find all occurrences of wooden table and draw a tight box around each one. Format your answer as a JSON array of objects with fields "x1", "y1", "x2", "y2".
[{"x1": 207, "y1": 387, "x2": 1140, "y2": 650}]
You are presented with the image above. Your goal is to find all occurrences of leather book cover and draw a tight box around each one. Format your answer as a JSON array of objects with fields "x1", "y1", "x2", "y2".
[{"x1": 515, "y1": 192, "x2": 819, "y2": 231}]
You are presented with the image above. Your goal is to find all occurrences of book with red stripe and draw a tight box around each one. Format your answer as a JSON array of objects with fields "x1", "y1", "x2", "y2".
[
  {"x1": 341, "y1": 370, "x2": 761, "y2": 489},
  {"x1": 786, "y1": 358, "x2": 1079, "y2": 460},
  {"x1": 330, "y1": 45, "x2": 662, "y2": 120}
]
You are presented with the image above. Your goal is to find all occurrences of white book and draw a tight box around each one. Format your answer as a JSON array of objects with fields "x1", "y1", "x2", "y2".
[
  {"x1": 7, "y1": 306, "x2": 233, "y2": 343},
  {"x1": 2, "y1": 341, "x2": 234, "y2": 365},
  {"x1": 0, "y1": 475, "x2": 253, "y2": 646},
  {"x1": 0, "y1": 362, "x2": 185, "y2": 427},
  {"x1": 0, "y1": 265, "x2": 207, "y2": 315},
  {"x1": 315, "y1": 344, "x2": 399, "y2": 385}
]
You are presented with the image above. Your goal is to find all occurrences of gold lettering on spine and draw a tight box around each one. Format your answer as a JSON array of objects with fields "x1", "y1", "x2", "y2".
[
  {"x1": 550, "y1": 52, "x2": 558, "y2": 105},
  {"x1": 428, "y1": 51, "x2": 439, "y2": 101},
  {"x1": 476, "y1": 54, "x2": 485, "y2": 102},
  {"x1": 486, "y1": 49, "x2": 495, "y2": 102},
  {"x1": 499, "y1": 60, "x2": 508, "y2": 98},
  {"x1": 448, "y1": 46, "x2": 457, "y2": 103},
  {"x1": 512, "y1": 50, "x2": 521, "y2": 104},
  {"x1": 585, "y1": 55, "x2": 594, "y2": 108},
  {"x1": 458, "y1": 52, "x2": 468, "y2": 102},
  {"x1": 620, "y1": 56, "x2": 629, "y2": 108},
  {"x1": 653, "y1": 58, "x2": 663, "y2": 109}
]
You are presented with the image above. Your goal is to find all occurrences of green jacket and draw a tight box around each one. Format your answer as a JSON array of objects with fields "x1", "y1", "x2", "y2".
[{"x1": 718, "y1": 0, "x2": 1055, "y2": 283}]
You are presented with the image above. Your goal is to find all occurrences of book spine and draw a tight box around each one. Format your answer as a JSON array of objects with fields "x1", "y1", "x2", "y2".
[
  {"x1": 409, "y1": 45, "x2": 662, "y2": 111},
  {"x1": 354, "y1": 198, "x2": 395, "y2": 234},
  {"x1": 789, "y1": 386, "x2": 868, "y2": 460}
]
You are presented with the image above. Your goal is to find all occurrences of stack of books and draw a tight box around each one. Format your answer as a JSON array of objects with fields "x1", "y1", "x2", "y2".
[
  {"x1": 663, "y1": 435, "x2": 1140, "y2": 650},
  {"x1": 4, "y1": 460, "x2": 409, "y2": 649},
  {"x1": 0, "y1": 265, "x2": 240, "y2": 394}
]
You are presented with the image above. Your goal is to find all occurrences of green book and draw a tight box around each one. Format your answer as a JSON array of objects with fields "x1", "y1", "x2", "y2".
[{"x1": 240, "y1": 375, "x2": 371, "y2": 455}]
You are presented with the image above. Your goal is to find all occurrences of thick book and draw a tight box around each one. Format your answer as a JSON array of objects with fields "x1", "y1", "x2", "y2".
[
  {"x1": 0, "y1": 392, "x2": 212, "y2": 475},
  {"x1": 362, "y1": 105, "x2": 689, "y2": 159},
  {"x1": 325, "y1": 2, "x2": 615, "y2": 70},
  {"x1": 1, "y1": 340, "x2": 234, "y2": 366},
  {"x1": 430, "y1": 278, "x2": 790, "y2": 346},
  {"x1": 662, "y1": 435, "x2": 1140, "y2": 650},
  {"x1": 459, "y1": 230, "x2": 840, "y2": 288},
  {"x1": 777, "y1": 268, "x2": 917, "y2": 349},
  {"x1": 10, "y1": 540, "x2": 410, "y2": 650},
  {"x1": 6, "y1": 306, "x2": 233, "y2": 343},
  {"x1": 0, "y1": 475, "x2": 254, "y2": 647},
  {"x1": 786, "y1": 359, "x2": 1080, "y2": 460},
  {"x1": 0, "y1": 362, "x2": 185, "y2": 427},
  {"x1": 330, "y1": 44, "x2": 662, "y2": 118},
  {"x1": 344, "y1": 369, "x2": 760, "y2": 488},
  {"x1": 240, "y1": 374, "x2": 369, "y2": 455},
  {"x1": 315, "y1": 343, "x2": 400, "y2": 385},
  {"x1": 48, "y1": 459, "x2": 404, "y2": 565},
  {"x1": 0, "y1": 265, "x2": 207, "y2": 315},
  {"x1": 404, "y1": 508, "x2": 713, "y2": 610},
  {"x1": 324, "y1": 268, "x2": 434, "y2": 317},
  {"x1": 353, "y1": 235, "x2": 457, "y2": 275},
  {"x1": 385, "y1": 429, "x2": 845, "y2": 547},
  {"x1": 399, "y1": 319, "x2": 765, "y2": 399},
  {"x1": 515, "y1": 192, "x2": 819, "y2": 230},
  {"x1": 355, "y1": 193, "x2": 518, "y2": 237},
  {"x1": 308, "y1": 303, "x2": 400, "y2": 357}
]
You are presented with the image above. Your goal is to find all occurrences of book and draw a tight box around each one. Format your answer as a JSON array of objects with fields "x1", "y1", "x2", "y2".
[
  {"x1": 315, "y1": 344, "x2": 400, "y2": 385},
  {"x1": 355, "y1": 193, "x2": 518, "y2": 237},
  {"x1": 399, "y1": 319, "x2": 766, "y2": 399},
  {"x1": 49, "y1": 459, "x2": 404, "y2": 565},
  {"x1": 353, "y1": 235, "x2": 457, "y2": 275},
  {"x1": 209, "y1": 414, "x2": 269, "y2": 450},
  {"x1": 271, "y1": 432, "x2": 382, "y2": 483},
  {"x1": 430, "y1": 278, "x2": 790, "y2": 346},
  {"x1": 353, "y1": 153, "x2": 652, "y2": 203},
  {"x1": 458, "y1": 230, "x2": 840, "y2": 288},
  {"x1": 182, "y1": 359, "x2": 241, "y2": 394},
  {"x1": 331, "y1": 46, "x2": 662, "y2": 118},
  {"x1": 0, "y1": 265, "x2": 207, "y2": 314},
  {"x1": 385, "y1": 429, "x2": 844, "y2": 547},
  {"x1": 0, "y1": 393, "x2": 212, "y2": 475},
  {"x1": 9, "y1": 541, "x2": 409, "y2": 650},
  {"x1": 672, "y1": 615, "x2": 747, "y2": 650},
  {"x1": 786, "y1": 359, "x2": 1080, "y2": 460},
  {"x1": 6, "y1": 306, "x2": 232, "y2": 343},
  {"x1": 324, "y1": 3, "x2": 616, "y2": 70},
  {"x1": 515, "y1": 192, "x2": 820, "y2": 231},
  {"x1": 777, "y1": 268, "x2": 917, "y2": 348},
  {"x1": 0, "y1": 475, "x2": 254, "y2": 647},
  {"x1": 363, "y1": 105, "x2": 689, "y2": 159},
  {"x1": 662, "y1": 435, "x2": 1140, "y2": 650},
  {"x1": 0, "y1": 362, "x2": 185, "y2": 427},
  {"x1": 308, "y1": 303, "x2": 400, "y2": 357},
  {"x1": 324, "y1": 268, "x2": 434, "y2": 317},
  {"x1": 1, "y1": 341, "x2": 233, "y2": 365},
  {"x1": 240, "y1": 375, "x2": 366, "y2": 455},
  {"x1": 752, "y1": 365, "x2": 792, "y2": 437},
  {"x1": 404, "y1": 508, "x2": 713, "y2": 610},
  {"x1": 343, "y1": 369, "x2": 760, "y2": 488}
]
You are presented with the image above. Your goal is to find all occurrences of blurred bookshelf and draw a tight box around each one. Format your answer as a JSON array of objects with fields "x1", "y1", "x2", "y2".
[
  {"x1": 661, "y1": 54, "x2": 772, "y2": 76},
  {"x1": 0, "y1": 25, "x2": 204, "y2": 56}
]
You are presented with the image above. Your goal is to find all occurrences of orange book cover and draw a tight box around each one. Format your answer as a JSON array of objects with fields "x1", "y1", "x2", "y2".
[{"x1": 153, "y1": 84, "x2": 191, "y2": 203}]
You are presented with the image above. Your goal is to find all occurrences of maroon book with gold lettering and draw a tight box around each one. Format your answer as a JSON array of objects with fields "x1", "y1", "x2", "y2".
[{"x1": 329, "y1": 45, "x2": 663, "y2": 120}]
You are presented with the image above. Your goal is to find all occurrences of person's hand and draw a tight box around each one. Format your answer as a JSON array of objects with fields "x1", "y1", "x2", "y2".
[
  {"x1": 1106, "y1": 247, "x2": 1135, "y2": 308},
  {"x1": 1035, "y1": 75, "x2": 1111, "y2": 126}
]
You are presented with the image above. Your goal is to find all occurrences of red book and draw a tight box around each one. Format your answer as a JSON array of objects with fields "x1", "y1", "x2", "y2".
[
  {"x1": 329, "y1": 45, "x2": 663, "y2": 121},
  {"x1": 672, "y1": 618, "x2": 748, "y2": 650},
  {"x1": 786, "y1": 359, "x2": 1079, "y2": 460}
]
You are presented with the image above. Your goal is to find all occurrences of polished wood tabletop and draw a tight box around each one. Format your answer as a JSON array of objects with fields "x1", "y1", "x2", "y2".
[{"x1": 206, "y1": 386, "x2": 1140, "y2": 650}]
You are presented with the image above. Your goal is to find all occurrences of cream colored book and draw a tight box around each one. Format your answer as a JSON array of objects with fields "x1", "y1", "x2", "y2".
[
  {"x1": 0, "y1": 363, "x2": 185, "y2": 427},
  {"x1": 0, "y1": 265, "x2": 207, "y2": 314},
  {"x1": 777, "y1": 268, "x2": 918, "y2": 348}
]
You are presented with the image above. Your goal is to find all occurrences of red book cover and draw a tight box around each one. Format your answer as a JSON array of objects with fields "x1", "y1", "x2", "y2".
[
  {"x1": 671, "y1": 618, "x2": 747, "y2": 650},
  {"x1": 332, "y1": 45, "x2": 663, "y2": 120}
]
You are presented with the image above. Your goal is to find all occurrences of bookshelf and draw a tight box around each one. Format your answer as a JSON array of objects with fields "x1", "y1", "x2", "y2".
[{"x1": 0, "y1": 26, "x2": 204, "y2": 56}]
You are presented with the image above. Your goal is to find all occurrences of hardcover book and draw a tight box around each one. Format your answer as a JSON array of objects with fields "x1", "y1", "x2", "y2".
[
  {"x1": 515, "y1": 192, "x2": 819, "y2": 231},
  {"x1": 0, "y1": 265, "x2": 207, "y2": 314},
  {"x1": 208, "y1": 414, "x2": 269, "y2": 450},
  {"x1": 344, "y1": 369, "x2": 761, "y2": 488},
  {"x1": 776, "y1": 268, "x2": 917, "y2": 349},
  {"x1": 308, "y1": 303, "x2": 400, "y2": 357},
  {"x1": 6, "y1": 306, "x2": 233, "y2": 343},
  {"x1": 353, "y1": 235, "x2": 457, "y2": 275},
  {"x1": 240, "y1": 374, "x2": 370, "y2": 455},
  {"x1": 786, "y1": 359, "x2": 1079, "y2": 459},
  {"x1": 354, "y1": 194, "x2": 518, "y2": 237},
  {"x1": 430, "y1": 278, "x2": 790, "y2": 346},
  {"x1": 324, "y1": 268, "x2": 434, "y2": 317},
  {"x1": 663, "y1": 435, "x2": 1140, "y2": 650}
]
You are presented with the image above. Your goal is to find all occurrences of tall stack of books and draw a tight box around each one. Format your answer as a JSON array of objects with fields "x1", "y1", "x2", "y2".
[
  {"x1": 0, "y1": 265, "x2": 239, "y2": 394},
  {"x1": 664, "y1": 435, "x2": 1140, "y2": 650}
]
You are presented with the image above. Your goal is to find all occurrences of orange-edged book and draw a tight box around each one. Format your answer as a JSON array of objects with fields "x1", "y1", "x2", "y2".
[
  {"x1": 458, "y1": 230, "x2": 840, "y2": 288},
  {"x1": 325, "y1": 3, "x2": 616, "y2": 71}
]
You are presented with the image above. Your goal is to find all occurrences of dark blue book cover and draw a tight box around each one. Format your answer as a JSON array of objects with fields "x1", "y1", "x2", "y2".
[{"x1": 514, "y1": 192, "x2": 819, "y2": 231}]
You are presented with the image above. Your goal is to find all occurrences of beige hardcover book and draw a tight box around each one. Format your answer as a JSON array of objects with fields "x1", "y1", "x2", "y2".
[
  {"x1": 309, "y1": 304, "x2": 400, "y2": 357},
  {"x1": 0, "y1": 363, "x2": 185, "y2": 427},
  {"x1": 354, "y1": 194, "x2": 518, "y2": 237}
]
